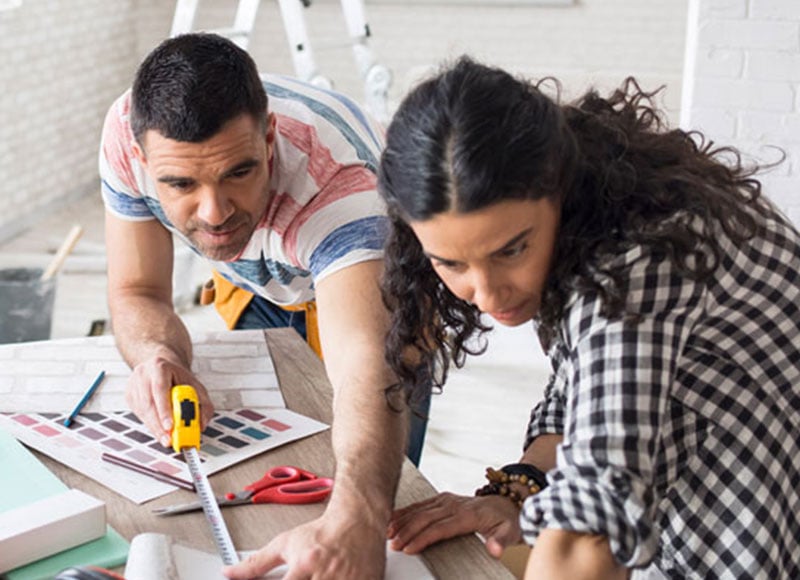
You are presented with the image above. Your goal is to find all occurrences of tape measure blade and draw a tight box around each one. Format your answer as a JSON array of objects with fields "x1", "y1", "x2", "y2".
[{"x1": 184, "y1": 447, "x2": 240, "y2": 566}]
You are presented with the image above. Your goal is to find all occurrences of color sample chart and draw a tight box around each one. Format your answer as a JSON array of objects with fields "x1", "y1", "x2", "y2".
[{"x1": 0, "y1": 408, "x2": 328, "y2": 504}]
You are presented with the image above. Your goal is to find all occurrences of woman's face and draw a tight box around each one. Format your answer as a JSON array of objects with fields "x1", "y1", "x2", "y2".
[{"x1": 409, "y1": 197, "x2": 560, "y2": 326}]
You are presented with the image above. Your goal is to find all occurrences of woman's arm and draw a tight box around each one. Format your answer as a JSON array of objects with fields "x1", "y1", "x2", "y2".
[
  {"x1": 521, "y1": 433, "x2": 562, "y2": 471},
  {"x1": 388, "y1": 434, "x2": 563, "y2": 555},
  {"x1": 525, "y1": 529, "x2": 629, "y2": 580}
]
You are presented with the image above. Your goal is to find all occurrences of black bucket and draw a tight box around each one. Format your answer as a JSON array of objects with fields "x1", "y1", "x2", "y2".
[{"x1": 0, "y1": 267, "x2": 57, "y2": 343}]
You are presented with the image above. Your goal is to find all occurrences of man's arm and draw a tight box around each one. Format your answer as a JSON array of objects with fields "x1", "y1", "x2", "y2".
[
  {"x1": 225, "y1": 259, "x2": 404, "y2": 579},
  {"x1": 316, "y1": 259, "x2": 406, "y2": 531},
  {"x1": 105, "y1": 211, "x2": 213, "y2": 444}
]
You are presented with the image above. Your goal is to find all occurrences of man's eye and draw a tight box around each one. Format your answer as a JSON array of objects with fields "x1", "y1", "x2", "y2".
[
  {"x1": 230, "y1": 168, "x2": 252, "y2": 179},
  {"x1": 169, "y1": 180, "x2": 192, "y2": 190}
]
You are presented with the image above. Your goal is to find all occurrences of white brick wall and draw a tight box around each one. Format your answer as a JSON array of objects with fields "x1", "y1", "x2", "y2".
[
  {"x1": 684, "y1": 0, "x2": 800, "y2": 223},
  {"x1": 1, "y1": 0, "x2": 687, "y2": 239},
  {"x1": 134, "y1": 0, "x2": 687, "y2": 115},
  {"x1": 0, "y1": 0, "x2": 138, "y2": 242},
  {"x1": 250, "y1": 0, "x2": 686, "y2": 117}
]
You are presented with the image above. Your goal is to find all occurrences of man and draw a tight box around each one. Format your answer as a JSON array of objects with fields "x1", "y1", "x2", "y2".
[{"x1": 99, "y1": 33, "x2": 415, "y2": 578}]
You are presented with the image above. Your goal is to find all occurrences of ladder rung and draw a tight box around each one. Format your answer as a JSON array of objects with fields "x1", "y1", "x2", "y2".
[{"x1": 204, "y1": 27, "x2": 250, "y2": 38}]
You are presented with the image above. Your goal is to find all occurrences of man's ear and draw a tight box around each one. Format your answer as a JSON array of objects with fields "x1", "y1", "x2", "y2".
[
  {"x1": 265, "y1": 113, "x2": 276, "y2": 159},
  {"x1": 131, "y1": 139, "x2": 147, "y2": 168}
]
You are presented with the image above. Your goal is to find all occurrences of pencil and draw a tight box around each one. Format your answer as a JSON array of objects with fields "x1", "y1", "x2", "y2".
[
  {"x1": 101, "y1": 452, "x2": 195, "y2": 491},
  {"x1": 63, "y1": 370, "x2": 106, "y2": 427}
]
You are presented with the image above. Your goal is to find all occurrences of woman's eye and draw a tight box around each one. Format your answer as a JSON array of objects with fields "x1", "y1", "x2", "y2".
[
  {"x1": 433, "y1": 259, "x2": 463, "y2": 272},
  {"x1": 501, "y1": 242, "x2": 528, "y2": 258}
]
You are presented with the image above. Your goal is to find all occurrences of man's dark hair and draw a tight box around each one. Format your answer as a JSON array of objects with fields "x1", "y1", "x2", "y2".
[{"x1": 130, "y1": 33, "x2": 268, "y2": 146}]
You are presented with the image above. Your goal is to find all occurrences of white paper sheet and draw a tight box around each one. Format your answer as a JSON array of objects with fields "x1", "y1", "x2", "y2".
[
  {"x1": 0, "y1": 329, "x2": 282, "y2": 413},
  {"x1": 125, "y1": 533, "x2": 435, "y2": 580}
]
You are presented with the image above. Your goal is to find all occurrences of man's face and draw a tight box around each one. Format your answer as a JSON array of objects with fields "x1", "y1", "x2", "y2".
[{"x1": 135, "y1": 113, "x2": 274, "y2": 261}]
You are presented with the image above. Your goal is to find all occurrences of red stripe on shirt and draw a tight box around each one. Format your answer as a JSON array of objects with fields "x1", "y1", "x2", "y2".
[
  {"x1": 102, "y1": 93, "x2": 138, "y2": 194},
  {"x1": 276, "y1": 114, "x2": 344, "y2": 188},
  {"x1": 282, "y1": 165, "x2": 377, "y2": 265}
]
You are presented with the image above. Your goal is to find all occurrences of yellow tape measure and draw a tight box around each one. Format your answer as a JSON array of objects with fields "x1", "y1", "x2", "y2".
[
  {"x1": 170, "y1": 384, "x2": 201, "y2": 453},
  {"x1": 169, "y1": 385, "x2": 239, "y2": 566}
]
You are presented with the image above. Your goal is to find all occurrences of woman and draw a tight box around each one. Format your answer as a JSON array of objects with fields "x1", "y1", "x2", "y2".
[{"x1": 379, "y1": 57, "x2": 800, "y2": 579}]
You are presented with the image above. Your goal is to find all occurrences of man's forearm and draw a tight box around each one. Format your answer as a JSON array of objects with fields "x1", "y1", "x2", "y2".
[
  {"x1": 110, "y1": 293, "x2": 193, "y2": 369},
  {"x1": 327, "y1": 367, "x2": 408, "y2": 528},
  {"x1": 313, "y1": 260, "x2": 408, "y2": 530}
]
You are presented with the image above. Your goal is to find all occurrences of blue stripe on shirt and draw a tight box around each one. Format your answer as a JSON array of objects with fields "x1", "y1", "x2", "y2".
[
  {"x1": 101, "y1": 180, "x2": 174, "y2": 228},
  {"x1": 264, "y1": 81, "x2": 379, "y2": 172},
  {"x1": 309, "y1": 216, "x2": 388, "y2": 279},
  {"x1": 101, "y1": 179, "x2": 153, "y2": 219},
  {"x1": 274, "y1": 75, "x2": 383, "y2": 152},
  {"x1": 227, "y1": 250, "x2": 311, "y2": 288}
]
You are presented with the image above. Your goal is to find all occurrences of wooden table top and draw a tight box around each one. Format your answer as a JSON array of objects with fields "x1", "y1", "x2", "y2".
[{"x1": 34, "y1": 328, "x2": 514, "y2": 579}]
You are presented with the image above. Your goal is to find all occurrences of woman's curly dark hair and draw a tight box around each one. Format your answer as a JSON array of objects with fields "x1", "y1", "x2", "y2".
[{"x1": 378, "y1": 56, "x2": 779, "y2": 406}]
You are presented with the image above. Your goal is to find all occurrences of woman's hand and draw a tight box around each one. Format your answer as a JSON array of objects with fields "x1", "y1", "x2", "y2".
[{"x1": 387, "y1": 492, "x2": 522, "y2": 558}]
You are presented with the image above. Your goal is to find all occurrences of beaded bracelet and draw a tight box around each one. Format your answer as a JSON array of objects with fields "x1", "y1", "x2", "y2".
[{"x1": 475, "y1": 463, "x2": 548, "y2": 508}]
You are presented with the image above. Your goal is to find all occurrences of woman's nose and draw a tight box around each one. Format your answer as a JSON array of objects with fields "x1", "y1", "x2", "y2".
[{"x1": 468, "y1": 269, "x2": 507, "y2": 313}]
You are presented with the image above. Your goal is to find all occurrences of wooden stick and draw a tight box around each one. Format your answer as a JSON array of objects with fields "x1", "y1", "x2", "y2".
[{"x1": 41, "y1": 224, "x2": 84, "y2": 281}]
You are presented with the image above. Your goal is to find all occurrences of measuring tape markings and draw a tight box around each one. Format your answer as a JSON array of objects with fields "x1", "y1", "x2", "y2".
[
  {"x1": 172, "y1": 384, "x2": 240, "y2": 567},
  {"x1": 184, "y1": 446, "x2": 240, "y2": 566}
]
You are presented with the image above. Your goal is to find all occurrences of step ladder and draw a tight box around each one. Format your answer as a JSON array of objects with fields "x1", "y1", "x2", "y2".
[{"x1": 170, "y1": 0, "x2": 392, "y2": 123}]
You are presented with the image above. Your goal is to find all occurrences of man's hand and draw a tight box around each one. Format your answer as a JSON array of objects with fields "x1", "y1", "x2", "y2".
[
  {"x1": 105, "y1": 213, "x2": 213, "y2": 444},
  {"x1": 124, "y1": 352, "x2": 214, "y2": 447},
  {"x1": 388, "y1": 492, "x2": 522, "y2": 558},
  {"x1": 224, "y1": 510, "x2": 386, "y2": 580}
]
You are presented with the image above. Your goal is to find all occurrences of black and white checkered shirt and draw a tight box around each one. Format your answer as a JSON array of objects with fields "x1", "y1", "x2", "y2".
[{"x1": 520, "y1": 209, "x2": 800, "y2": 579}]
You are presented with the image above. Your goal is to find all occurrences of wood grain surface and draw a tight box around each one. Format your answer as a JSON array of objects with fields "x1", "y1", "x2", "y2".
[{"x1": 32, "y1": 328, "x2": 513, "y2": 579}]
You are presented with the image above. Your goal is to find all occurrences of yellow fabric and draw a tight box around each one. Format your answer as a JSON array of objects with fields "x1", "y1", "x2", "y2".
[
  {"x1": 282, "y1": 301, "x2": 321, "y2": 359},
  {"x1": 209, "y1": 270, "x2": 322, "y2": 359},
  {"x1": 211, "y1": 270, "x2": 254, "y2": 330}
]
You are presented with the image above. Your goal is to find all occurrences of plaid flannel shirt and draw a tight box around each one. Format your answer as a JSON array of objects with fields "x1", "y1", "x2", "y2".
[{"x1": 521, "y1": 210, "x2": 800, "y2": 579}]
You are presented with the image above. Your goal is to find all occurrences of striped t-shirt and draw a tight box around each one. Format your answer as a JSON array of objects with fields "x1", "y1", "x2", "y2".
[{"x1": 99, "y1": 74, "x2": 387, "y2": 305}]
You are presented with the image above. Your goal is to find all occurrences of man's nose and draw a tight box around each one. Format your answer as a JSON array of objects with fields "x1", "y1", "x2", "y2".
[{"x1": 196, "y1": 187, "x2": 234, "y2": 227}]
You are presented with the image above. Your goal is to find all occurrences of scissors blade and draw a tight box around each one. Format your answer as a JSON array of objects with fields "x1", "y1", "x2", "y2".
[
  {"x1": 152, "y1": 493, "x2": 238, "y2": 516},
  {"x1": 153, "y1": 489, "x2": 258, "y2": 515},
  {"x1": 151, "y1": 500, "x2": 205, "y2": 516}
]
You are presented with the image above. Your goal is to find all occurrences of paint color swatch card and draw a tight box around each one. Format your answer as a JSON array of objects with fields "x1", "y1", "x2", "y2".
[
  {"x1": 0, "y1": 408, "x2": 328, "y2": 504},
  {"x1": 0, "y1": 329, "x2": 283, "y2": 413}
]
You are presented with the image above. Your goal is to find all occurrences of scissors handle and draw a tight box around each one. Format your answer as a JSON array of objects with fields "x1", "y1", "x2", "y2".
[
  {"x1": 244, "y1": 465, "x2": 317, "y2": 493},
  {"x1": 252, "y1": 477, "x2": 333, "y2": 505}
]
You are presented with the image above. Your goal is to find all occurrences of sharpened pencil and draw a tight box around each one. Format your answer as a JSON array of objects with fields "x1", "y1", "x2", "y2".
[
  {"x1": 63, "y1": 370, "x2": 106, "y2": 427},
  {"x1": 101, "y1": 452, "x2": 195, "y2": 491}
]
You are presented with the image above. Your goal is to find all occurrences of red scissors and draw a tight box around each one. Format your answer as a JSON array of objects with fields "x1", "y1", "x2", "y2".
[{"x1": 152, "y1": 465, "x2": 333, "y2": 517}]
